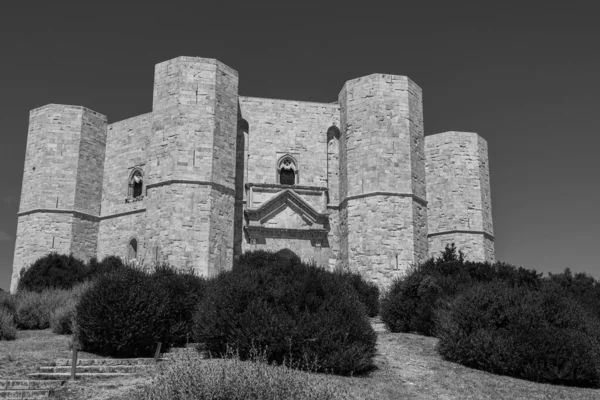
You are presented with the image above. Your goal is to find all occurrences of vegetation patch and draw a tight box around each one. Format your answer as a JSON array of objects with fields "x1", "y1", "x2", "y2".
[
  {"x1": 128, "y1": 349, "x2": 344, "y2": 400},
  {"x1": 380, "y1": 244, "x2": 542, "y2": 336},
  {"x1": 436, "y1": 281, "x2": 600, "y2": 387},
  {"x1": 194, "y1": 251, "x2": 377, "y2": 375}
]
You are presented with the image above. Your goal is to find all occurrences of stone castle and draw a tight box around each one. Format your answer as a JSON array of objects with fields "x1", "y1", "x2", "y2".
[{"x1": 10, "y1": 56, "x2": 494, "y2": 293}]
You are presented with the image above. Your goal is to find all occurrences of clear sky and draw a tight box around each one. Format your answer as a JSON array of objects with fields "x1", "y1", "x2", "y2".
[{"x1": 1, "y1": 2, "x2": 598, "y2": 291}]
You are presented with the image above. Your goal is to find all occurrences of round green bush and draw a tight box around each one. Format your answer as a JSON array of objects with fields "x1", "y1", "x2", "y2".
[
  {"x1": 87, "y1": 255, "x2": 125, "y2": 281},
  {"x1": 18, "y1": 253, "x2": 87, "y2": 292},
  {"x1": 193, "y1": 251, "x2": 377, "y2": 375},
  {"x1": 380, "y1": 244, "x2": 542, "y2": 336},
  {"x1": 151, "y1": 264, "x2": 207, "y2": 347},
  {"x1": 436, "y1": 281, "x2": 600, "y2": 387},
  {"x1": 337, "y1": 271, "x2": 379, "y2": 317},
  {"x1": 74, "y1": 266, "x2": 170, "y2": 357}
]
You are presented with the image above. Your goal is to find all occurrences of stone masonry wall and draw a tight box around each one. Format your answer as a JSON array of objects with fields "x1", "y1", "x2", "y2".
[
  {"x1": 339, "y1": 74, "x2": 428, "y2": 287},
  {"x1": 143, "y1": 57, "x2": 238, "y2": 275},
  {"x1": 74, "y1": 109, "x2": 107, "y2": 215},
  {"x1": 11, "y1": 213, "x2": 73, "y2": 292},
  {"x1": 12, "y1": 105, "x2": 107, "y2": 292},
  {"x1": 238, "y1": 97, "x2": 340, "y2": 188},
  {"x1": 238, "y1": 97, "x2": 340, "y2": 264},
  {"x1": 98, "y1": 212, "x2": 147, "y2": 262},
  {"x1": 101, "y1": 113, "x2": 151, "y2": 216},
  {"x1": 425, "y1": 131, "x2": 494, "y2": 262},
  {"x1": 70, "y1": 214, "x2": 100, "y2": 262},
  {"x1": 19, "y1": 105, "x2": 86, "y2": 211}
]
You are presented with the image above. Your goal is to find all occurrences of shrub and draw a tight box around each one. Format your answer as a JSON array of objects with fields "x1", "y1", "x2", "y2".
[
  {"x1": 74, "y1": 266, "x2": 170, "y2": 357},
  {"x1": 380, "y1": 244, "x2": 543, "y2": 336},
  {"x1": 0, "y1": 290, "x2": 17, "y2": 315},
  {"x1": 0, "y1": 308, "x2": 17, "y2": 341},
  {"x1": 14, "y1": 289, "x2": 71, "y2": 329},
  {"x1": 50, "y1": 281, "x2": 93, "y2": 335},
  {"x1": 151, "y1": 264, "x2": 207, "y2": 346},
  {"x1": 337, "y1": 271, "x2": 379, "y2": 317},
  {"x1": 51, "y1": 301, "x2": 76, "y2": 334},
  {"x1": 194, "y1": 251, "x2": 377, "y2": 375},
  {"x1": 128, "y1": 349, "x2": 345, "y2": 400},
  {"x1": 86, "y1": 255, "x2": 125, "y2": 281},
  {"x1": 18, "y1": 253, "x2": 87, "y2": 292},
  {"x1": 436, "y1": 281, "x2": 600, "y2": 387},
  {"x1": 547, "y1": 268, "x2": 600, "y2": 320}
]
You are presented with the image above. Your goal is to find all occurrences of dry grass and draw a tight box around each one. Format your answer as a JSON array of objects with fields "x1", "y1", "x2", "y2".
[{"x1": 1, "y1": 323, "x2": 600, "y2": 400}]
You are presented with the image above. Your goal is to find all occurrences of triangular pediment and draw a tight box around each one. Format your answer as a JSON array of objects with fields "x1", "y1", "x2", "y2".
[{"x1": 245, "y1": 189, "x2": 328, "y2": 228}]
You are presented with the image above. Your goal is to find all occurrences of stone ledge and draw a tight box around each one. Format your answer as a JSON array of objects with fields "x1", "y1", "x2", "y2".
[
  {"x1": 17, "y1": 208, "x2": 147, "y2": 222},
  {"x1": 428, "y1": 229, "x2": 494, "y2": 241},
  {"x1": 146, "y1": 180, "x2": 235, "y2": 197},
  {"x1": 338, "y1": 192, "x2": 427, "y2": 208}
]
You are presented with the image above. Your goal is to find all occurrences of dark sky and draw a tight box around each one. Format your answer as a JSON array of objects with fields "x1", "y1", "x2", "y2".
[{"x1": 1, "y1": 2, "x2": 598, "y2": 291}]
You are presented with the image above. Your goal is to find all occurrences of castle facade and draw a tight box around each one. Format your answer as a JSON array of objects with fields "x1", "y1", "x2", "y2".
[{"x1": 11, "y1": 56, "x2": 494, "y2": 293}]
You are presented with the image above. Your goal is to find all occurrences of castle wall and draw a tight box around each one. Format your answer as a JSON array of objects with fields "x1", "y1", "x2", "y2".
[
  {"x1": 101, "y1": 113, "x2": 152, "y2": 216},
  {"x1": 97, "y1": 212, "x2": 147, "y2": 262},
  {"x1": 238, "y1": 97, "x2": 339, "y2": 188},
  {"x1": 238, "y1": 97, "x2": 340, "y2": 265},
  {"x1": 339, "y1": 74, "x2": 428, "y2": 287},
  {"x1": 425, "y1": 131, "x2": 494, "y2": 261},
  {"x1": 143, "y1": 57, "x2": 239, "y2": 275},
  {"x1": 12, "y1": 105, "x2": 107, "y2": 292},
  {"x1": 11, "y1": 56, "x2": 497, "y2": 292},
  {"x1": 19, "y1": 105, "x2": 86, "y2": 211}
]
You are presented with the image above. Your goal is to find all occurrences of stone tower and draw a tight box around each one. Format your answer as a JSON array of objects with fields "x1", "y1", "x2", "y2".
[
  {"x1": 143, "y1": 57, "x2": 239, "y2": 276},
  {"x1": 338, "y1": 74, "x2": 428, "y2": 285},
  {"x1": 11, "y1": 105, "x2": 107, "y2": 292},
  {"x1": 425, "y1": 131, "x2": 494, "y2": 260}
]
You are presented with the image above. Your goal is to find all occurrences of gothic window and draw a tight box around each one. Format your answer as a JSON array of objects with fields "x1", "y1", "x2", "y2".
[
  {"x1": 128, "y1": 238, "x2": 138, "y2": 263},
  {"x1": 278, "y1": 156, "x2": 298, "y2": 185},
  {"x1": 127, "y1": 169, "x2": 144, "y2": 202}
]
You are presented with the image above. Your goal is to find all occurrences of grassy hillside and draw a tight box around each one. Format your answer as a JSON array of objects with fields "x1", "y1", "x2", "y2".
[{"x1": 1, "y1": 323, "x2": 598, "y2": 400}]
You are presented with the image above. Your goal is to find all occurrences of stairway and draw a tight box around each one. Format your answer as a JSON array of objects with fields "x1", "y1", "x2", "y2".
[
  {"x1": 0, "y1": 380, "x2": 66, "y2": 399},
  {"x1": 0, "y1": 346, "x2": 203, "y2": 399},
  {"x1": 28, "y1": 357, "x2": 158, "y2": 380}
]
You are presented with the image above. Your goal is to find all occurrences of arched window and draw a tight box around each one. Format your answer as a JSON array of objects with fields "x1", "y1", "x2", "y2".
[
  {"x1": 128, "y1": 239, "x2": 138, "y2": 263},
  {"x1": 278, "y1": 156, "x2": 298, "y2": 185},
  {"x1": 127, "y1": 169, "x2": 144, "y2": 202}
]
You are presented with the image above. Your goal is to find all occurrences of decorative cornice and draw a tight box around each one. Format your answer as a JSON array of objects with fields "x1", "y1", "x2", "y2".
[
  {"x1": 338, "y1": 191, "x2": 427, "y2": 208},
  {"x1": 428, "y1": 229, "x2": 495, "y2": 241},
  {"x1": 245, "y1": 182, "x2": 328, "y2": 193},
  {"x1": 17, "y1": 208, "x2": 147, "y2": 221},
  {"x1": 245, "y1": 225, "x2": 329, "y2": 241},
  {"x1": 146, "y1": 179, "x2": 235, "y2": 197},
  {"x1": 18, "y1": 208, "x2": 100, "y2": 220}
]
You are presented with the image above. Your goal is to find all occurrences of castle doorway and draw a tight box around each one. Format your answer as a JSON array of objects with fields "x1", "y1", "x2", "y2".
[
  {"x1": 275, "y1": 248, "x2": 300, "y2": 262},
  {"x1": 128, "y1": 239, "x2": 138, "y2": 263}
]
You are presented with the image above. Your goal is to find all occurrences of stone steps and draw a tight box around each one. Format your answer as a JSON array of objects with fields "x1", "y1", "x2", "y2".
[
  {"x1": 5, "y1": 345, "x2": 205, "y2": 398},
  {"x1": 28, "y1": 372, "x2": 136, "y2": 380},
  {"x1": 53, "y1": 357, "x2": 158, "y2": 366},
  {"x1": 0, "y1": 389, "x2": 50, "y2": 399},
  {"x1": 0, "y1": 380, "x2": 66, "y2": 400},
  {"x1": 39, "y1": 365, "x2": 152, "y2": 374}
]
